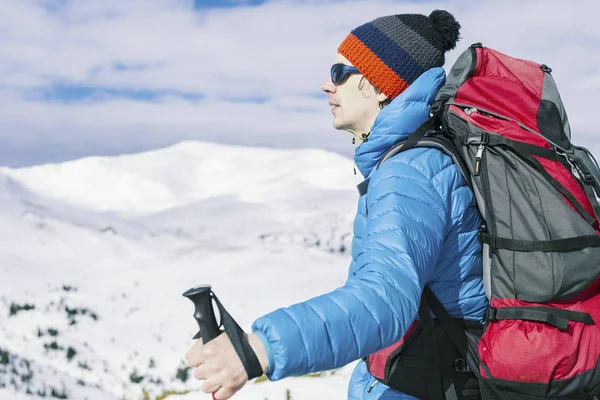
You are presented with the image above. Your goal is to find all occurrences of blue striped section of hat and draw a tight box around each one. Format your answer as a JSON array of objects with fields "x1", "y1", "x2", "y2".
[{"x1": 351, "y1": 22, "x2": 424, "y2": 84}]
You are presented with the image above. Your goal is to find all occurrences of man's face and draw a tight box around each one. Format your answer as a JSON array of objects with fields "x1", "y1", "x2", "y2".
[{"x1": 320, "y1": 53, "x2": 387, "y2": 134}]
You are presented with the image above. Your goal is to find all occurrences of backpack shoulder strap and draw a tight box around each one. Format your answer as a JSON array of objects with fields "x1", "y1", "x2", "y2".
[
  {"x1": 357, "y1": 117, "x2": 472, "y2": 197},
  {"x1": 420, "y1": 285, "x2": 484, "y2": 400}
]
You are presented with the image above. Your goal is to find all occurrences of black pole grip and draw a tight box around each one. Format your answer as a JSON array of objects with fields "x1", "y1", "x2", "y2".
[
  {"x1": 182, "y1": 285, "x2": 264, "y2": 380},
  {"x1": 182, "y1": 285, "x2": 220, "y2": 342}
]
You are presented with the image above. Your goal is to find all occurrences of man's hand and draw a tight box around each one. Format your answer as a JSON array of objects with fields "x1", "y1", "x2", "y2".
[{"x1": 185, "y1": 333, "x2": 269, "y2": 400}]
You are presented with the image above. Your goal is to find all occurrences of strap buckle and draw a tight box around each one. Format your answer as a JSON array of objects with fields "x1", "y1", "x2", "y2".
[
  {"x1": 485, "y1": 307, "x2": 497, "y2": 322},
  {"x1": 477, "y1": 225, "x2": 487, "y2": 244},
  {"x1": 466, "y1": 133, "x2": 489, "y2": 146},
  {"x1": 481, "y1": 132, "x2": 490, "y2": 145},
  {"x1": 578, "y1": 166, "x2": 595, "y2": 185},
  {"x1": 572, "y1": 157, "x2": 596, "y2": 185},
  {"x1": 582, "y1": 172, "x2": 595, "y2": 185},
  {"x1": 454, "y1": 358, "x2": 470, "y2": 373}
]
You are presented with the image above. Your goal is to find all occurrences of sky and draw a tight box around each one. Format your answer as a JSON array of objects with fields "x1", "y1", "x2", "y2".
[{"x1": 1, "y1": 0, "x2": 600, "y2": 167}]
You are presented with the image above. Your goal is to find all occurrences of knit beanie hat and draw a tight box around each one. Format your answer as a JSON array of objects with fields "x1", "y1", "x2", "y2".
[{"x1": 338, "y1": 10, "x2": 461, "y2": 100}]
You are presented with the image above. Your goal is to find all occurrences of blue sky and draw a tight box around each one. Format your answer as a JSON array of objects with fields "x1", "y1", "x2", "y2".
[
  {"x1": 194, "y1": 0, "x2": 269, "y2": 8},
  {"x1": 0, "y1": 0, "x2": 599, "y2": 167},
  {"x1": 35, "y1": 84, "x2": 206, "y2": 103}
]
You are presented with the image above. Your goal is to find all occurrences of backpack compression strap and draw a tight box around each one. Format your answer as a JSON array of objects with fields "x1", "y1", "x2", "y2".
[
  {"x1": 485, "y1": 305, "x2": 595, "y2": 331},
  {"x1": 479, "y1": 231, "x2": 600, "y2": 252}
]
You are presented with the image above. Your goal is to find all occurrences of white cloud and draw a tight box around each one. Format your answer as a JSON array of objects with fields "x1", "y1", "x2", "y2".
[{"x1": 1, "y1": 0, "x2": 599, "y2": 166}]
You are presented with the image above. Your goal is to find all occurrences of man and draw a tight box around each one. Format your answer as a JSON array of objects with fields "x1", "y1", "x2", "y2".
[{"x1": 186, "y1": 10, "x2": 487, "y2": 400}]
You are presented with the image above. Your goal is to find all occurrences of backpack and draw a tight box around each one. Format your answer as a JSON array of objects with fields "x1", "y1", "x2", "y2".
[{"x1": 360, "y1": 43, "x2": 600, "y2": 400}]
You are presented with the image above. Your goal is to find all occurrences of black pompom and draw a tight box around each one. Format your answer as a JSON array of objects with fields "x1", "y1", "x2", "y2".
[{"x1": 428, "y1": 10, "x2": 461, "y2": 51}]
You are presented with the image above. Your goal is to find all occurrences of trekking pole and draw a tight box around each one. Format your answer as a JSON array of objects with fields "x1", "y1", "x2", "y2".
[
  {"x1": 183, "y1": 285, "x2": 220, "y2": 400},
  {"x1": 183, "y1": 285, "x2": 264, "y2": 399}
]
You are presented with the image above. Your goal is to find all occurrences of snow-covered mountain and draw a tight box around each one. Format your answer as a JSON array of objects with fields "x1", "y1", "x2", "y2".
[{"x1": 0, "y1": 141, "x2": 364, "y2": 400}]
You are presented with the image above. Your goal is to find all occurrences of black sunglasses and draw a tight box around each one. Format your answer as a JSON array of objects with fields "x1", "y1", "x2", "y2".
[{"x1": 330, "y1": 63, "x2": 360, "y2": 85}]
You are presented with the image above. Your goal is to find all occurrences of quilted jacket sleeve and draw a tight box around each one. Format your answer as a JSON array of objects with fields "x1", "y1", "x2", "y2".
[{"x1": 252, "y1": 156, "x2": 452, "y2": 381}]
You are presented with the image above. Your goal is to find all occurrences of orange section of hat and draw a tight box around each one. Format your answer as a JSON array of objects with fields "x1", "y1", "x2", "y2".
[{"x1": 338, "y1": 33, "x2": 409, "y2": 100}]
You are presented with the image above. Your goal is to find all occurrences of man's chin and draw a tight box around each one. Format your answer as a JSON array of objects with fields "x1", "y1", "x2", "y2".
[{"x1": 332, "y1": 119, "x2": 349, "y2": 131}]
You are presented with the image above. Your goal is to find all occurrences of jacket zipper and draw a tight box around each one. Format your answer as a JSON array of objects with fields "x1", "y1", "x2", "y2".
[{"x1": 367, "y1": 380, "x2": 378, "y2": 393}]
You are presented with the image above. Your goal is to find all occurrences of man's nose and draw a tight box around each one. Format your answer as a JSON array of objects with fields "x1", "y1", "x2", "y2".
[{"x1": 320, "y1": 79, "x2": 336, "y2": 93}]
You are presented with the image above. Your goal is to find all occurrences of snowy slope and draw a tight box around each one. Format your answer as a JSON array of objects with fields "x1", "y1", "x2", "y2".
[{"x1": 0, "y1": 141, "x2": 364, "y2": 400}]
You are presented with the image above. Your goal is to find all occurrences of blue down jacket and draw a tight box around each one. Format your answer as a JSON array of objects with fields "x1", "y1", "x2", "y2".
[{"x1": 252, "y1": 67, "x2": 487, "y2": 399}]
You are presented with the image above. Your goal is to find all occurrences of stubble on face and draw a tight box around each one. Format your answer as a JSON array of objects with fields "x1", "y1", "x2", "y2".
[{"x1": 333, "y1": 76, "x2": 379, "y2": 133}]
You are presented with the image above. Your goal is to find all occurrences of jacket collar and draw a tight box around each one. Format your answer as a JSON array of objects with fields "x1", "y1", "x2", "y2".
[{"x1": 354, "y1": 68, "x2": 446, "y2": 178}]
